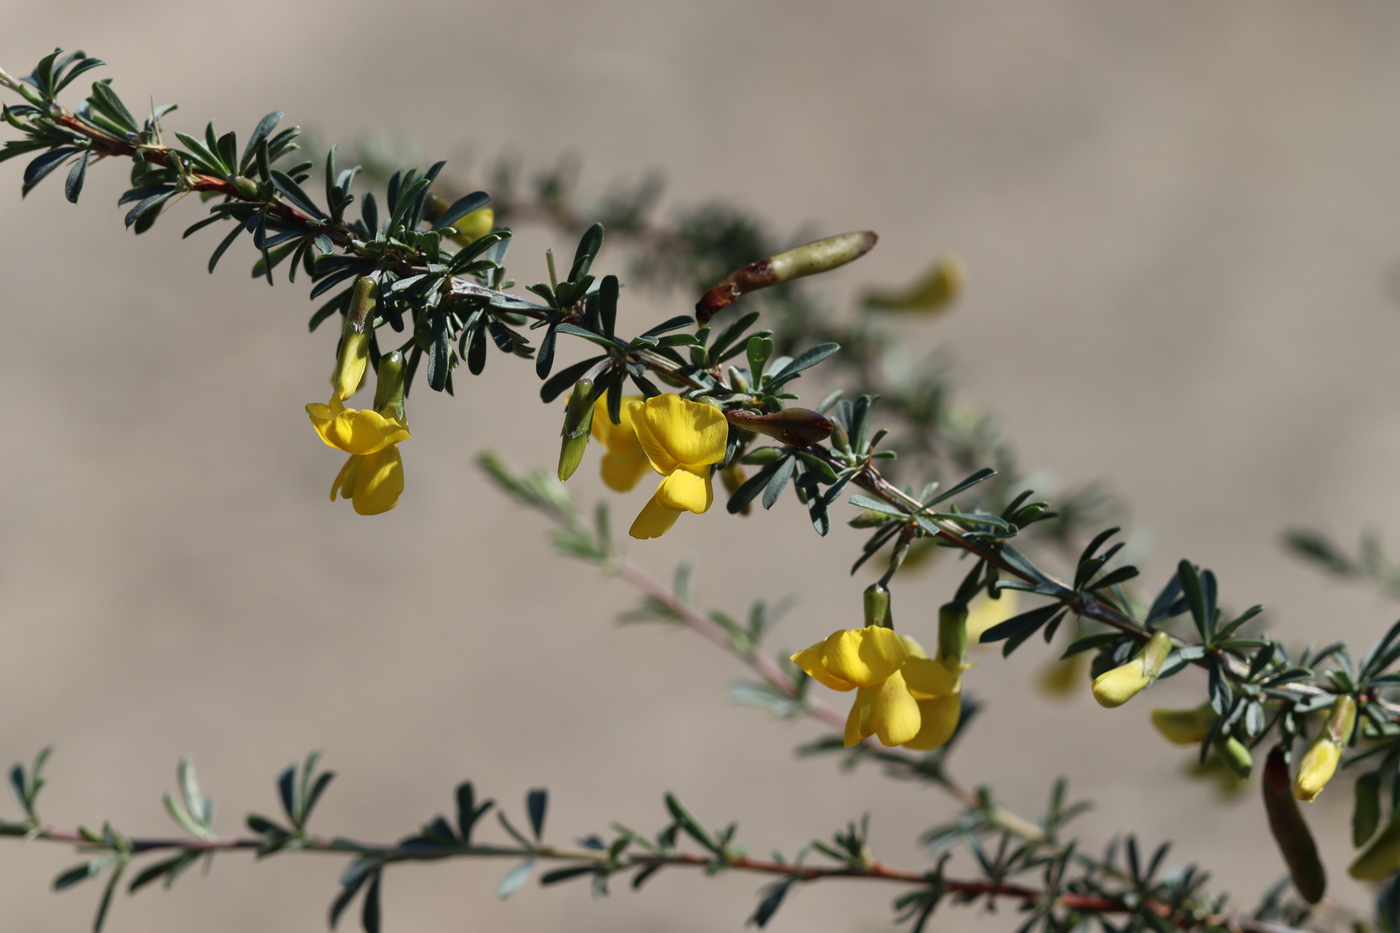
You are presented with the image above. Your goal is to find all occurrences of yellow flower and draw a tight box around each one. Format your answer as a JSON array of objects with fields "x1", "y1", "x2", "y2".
[
  {"x1": 447, "y1": 207, "x2": 495, "y2": 246},
  {"x1": 305, "y1": 399, "x2": 411, "y2": 516},
  {"x1": 1092, "y1": 631, "x2": 1172, "y2": 708},
  {"x1": 626, "y1": 394, "x2": 728, "y2": 539},
  {"x1": 965, "y1": 591, "x2": 1019, "y2": 646},
  {"x1": 590, "y1": 396, "x2": 650, "y2": 492},
  {"x1": 1294, "y1": 695, "x2": 1356, "y2": 802},
  {"x1": 791, "y1": 627, "x2": 964, "y2": 750}
]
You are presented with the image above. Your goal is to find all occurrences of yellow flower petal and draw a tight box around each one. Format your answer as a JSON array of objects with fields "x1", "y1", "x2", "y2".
[
  {"x1": 628, "y1": 495, "x2": 682, "y2": 539},
  {"x1": 315, "y1": 407, "x2": 411, "y2": 456},
  {"x1": 790, "y1": 646, "x2": 855, "y2": 692},
  {"x1": 844, "y1": 685, "x2": 876, "y2": 747},
  {"x1": 330, "y1": 454, "x2": 360, "y2": 502},
  {"x1": 600, "y1": 446, "x2": 652, "y2": 492},
  {"x1": 903, "y1": 695, "x2": 961, "y2": 750},
  {"x1": 1091, "y1": 658, "x2": 1151, "y2": 708},
  {"x1": 1294, "y1": 740, "x2": 1341, "y2": 802},
  {"x1": 632, "y1": 394, "x2": 728, "y2": 470},
  {"x1": 654, "y1": 467, "x2": 713, "y2": 514},
  {"x1": 820, "y1": 626, "x2": 907, "y2": 688},
  {"x1": 869, "y1": 669, "x2": 921, "y2": 747},
  {"x1": 899, "y1": 635, "x2": 928, "y2": 659},
  {"x1": 902, "y1": 657, "x2": 961, "y2": 700},
  {"x1": 351, "y1": 445, "x2": 404, "y2": 515}
]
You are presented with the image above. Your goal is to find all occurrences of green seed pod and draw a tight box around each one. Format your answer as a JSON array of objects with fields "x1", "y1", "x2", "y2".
[
  {"x1": 695, "y1": 231, "x2": 878, "y2": 324},
  {"x1": 229, "y1": 175, "x2": 261, "y2": 200},
  {"x1": 1263, "y1": 746, "x2": 1327, "y2": 904},
  {"x1": 863, "y1": 582, "x2": 892, "y2": 629},
  {"x1": 740, "y1": 446, "x2": 786, "y2": 466},
  {"x1": 557, "y1": 378, "x2": 596, "y2": 482},
  {"x1": 724, "y1": 408, "x2": 834, "y2": 448},
  {"x1": 937, "y1": 602, "x2": 969, "y2": 665},
  {"x1": 372, "y1": 351, "x2": 406, "y2": 421},
  {"x1": 1354, "y1": 770, "x2": 1383, "y2": 848}
]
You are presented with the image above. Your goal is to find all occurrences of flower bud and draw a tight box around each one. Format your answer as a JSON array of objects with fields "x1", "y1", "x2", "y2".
[
  {"x1": 696, "y1": 231, "x2": 878, "y2": 324},
  {"x1": 937, "y1": 602, "x2": 968, "y2": 665},
  {"x1": 1293, "y1": 695, "x2": 1356, "y2": 802},
  {"x1": 229, "y1": 175, "x2": 262, "y2": 200},
  {"x1": 726, "y1": 366, "x2": 750, "y2": 393},
  {"x1": 1263, "y1": 746, "x2": 1326, "y2": 903},
  {"x1": 863, "y1": 583, "x2": 891, "y2": 628},
  {"x1": 371, "y1": 351, "x2": 407, "y2": 421},
  {"x1": 724, "y1": 408, "x2": 834, "y2": 448},
  {"x1": 1151, "y1": 704, "x2": 1218, "y2": 746},
  {"x1": 1218, "y1": 736, "x2": 1253, "y2": 779},
  {"x1": 330, "y1": 277, "x2": 377, "y2": 403},
  {"x1": 557, "y1": 378, "x2": 596, "y2": 482},
  {"x1": 1091, "y1": 631, "x2": 1172, "y2": 708}
]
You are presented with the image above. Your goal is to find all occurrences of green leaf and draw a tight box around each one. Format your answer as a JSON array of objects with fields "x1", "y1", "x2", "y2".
[
  {"x1": 88, "y1": 80, "x2": 138, "y2": 133},
  {"x1": 768, "y1": 342, "x2": 839, "y2": 384},
  {"x1": 270, "y1": 169, "x2": 326, "y2": 219},
  {"x1": 64, "y1": 149, "x2": 89, "y2": 203},
  {"x1": 431, "y1": 191, "x2": 490, "y2": 231},
  {"x1": 526, "y1": 788, "x2": 547, "y2": 840}
]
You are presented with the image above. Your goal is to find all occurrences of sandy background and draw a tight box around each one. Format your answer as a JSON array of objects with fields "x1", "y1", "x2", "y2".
[{"x1": 3, "y1": 2, "x2": 1400, "y2": 931}]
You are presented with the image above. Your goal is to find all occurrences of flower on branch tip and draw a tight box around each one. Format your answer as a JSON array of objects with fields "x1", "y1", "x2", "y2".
[
  {"x1": 626, "y1": 394, "x2": 728, "y2": 540},
  {"x1": 306, "y1": 399, "x2": 411, "y2": 515},
  {"x1": 1091, "y1": 631, "x2": 1171, "y2": 709},
  {"x1": 1294, "y1": 695, "x2": 1356, "y2": 802},
  {"x1": 791, "y1": 627, "x2": 966, "y2": 750},
  {"x1": 590, "y1": 396, "x2": 650, "y2": 492}
]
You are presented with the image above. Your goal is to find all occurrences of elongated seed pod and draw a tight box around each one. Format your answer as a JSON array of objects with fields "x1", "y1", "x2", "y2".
[
  {"x1": 724, "y1": 408, "x2": 833, "y2": 448},
  {"x1": 695, "y1": 231, "x2": 878, "y2": 324},
  {"x1": 1263, "y1": 746, "x2": 1326, "y2": 904},
  {"x1": 863, "y1": 582, "x2": 891, "y2": 628}
]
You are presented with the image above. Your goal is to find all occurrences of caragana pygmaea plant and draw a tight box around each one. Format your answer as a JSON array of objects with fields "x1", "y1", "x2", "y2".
[{"x1": 5, "y1": 46, "x2": 1400, "y2": 933}]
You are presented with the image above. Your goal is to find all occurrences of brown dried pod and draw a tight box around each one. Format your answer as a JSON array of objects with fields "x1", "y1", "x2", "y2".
[
  {"x1": 724, "y1": 408, "x2": 833, "y2": 448},
  {"x1": 1262, "y1": 746, "x2": 1326, "y2": 904}
]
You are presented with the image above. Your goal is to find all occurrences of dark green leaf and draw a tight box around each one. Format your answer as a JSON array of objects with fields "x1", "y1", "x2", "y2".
[
  {"x1": 526, "y1": 788, "x2": 547, "y2": 840},
  {"x1": 430, "y1": 191, "x2": 490, "y2": 231},
  {"x1": 63, "y1": 149, "x2": 89, "y2": 203}
]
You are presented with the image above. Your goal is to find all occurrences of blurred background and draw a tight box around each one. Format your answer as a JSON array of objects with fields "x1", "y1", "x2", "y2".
[{"x1": 4, "y1": 2, "x2": 1400, "y2": 931}]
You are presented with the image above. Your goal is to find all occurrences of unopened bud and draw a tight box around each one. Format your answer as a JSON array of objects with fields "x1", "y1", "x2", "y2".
[
  {"x1": 1091, "y1": 631, "x2": 1172, "y2": 709},
  {"x1": 1151, "y1": 704, "x2": 1218, "y2": 746},
  {"x1": 696, "y1": 231, "x2": 878, "y2": 324},
  {"x1": 228, "y1": 175, "x2": 261, "y2": 200},
  {"x1": 1010, "y1": 502, "x2": 1048, "y2": 526},
  {"x1": 423, "y1": 193, "x2": 450, "y2": 221},
  {"x1": 1293, "y1": 695, "x2": 1356, "y2": 802},
  {"x1": 848, "y1": 509, "x2": 887, "y2": 529},
  {"x1": 727, "y1": 366, "x2": 750, "y2": 393},
  {"x1": 863, "y1": 583, "x2": 891, "y2": 628},
  {"x1": 448, "y1": 208, "x2": 495, "y2": 247},
  {"x1": 724, "y1": 408, "x2": 833, "y2": 448},
  {"x1": 330, "y1": 277, "x2": 377, "y2": 403},
  {"x1": 720, "y1": 464, "x2": 750, "y2": 516},
  {"x1": 558, "y1": 378, "x2": 596, "y2": 482},
  {"x1": 741, "y1": 446, "x2": 785, "y2": 466},
  {"x1": 1263, "y1": 746, "x2": 1327, "y2": 903},
  {"x1": 1218, "y1": 736, "x2": 1253, "y2": 779},
  {"x1": 937, "y1": 602, "x2": 968, "y2": 665},
  {"x1": 371, "y1": 352, "x2": 406, "y2": 421}
]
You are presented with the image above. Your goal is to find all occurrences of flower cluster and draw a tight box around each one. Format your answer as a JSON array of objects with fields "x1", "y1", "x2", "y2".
[
  {"x1": 584, "y1": 393, "x2": 728, "y2": 540},
  {"x1": 792, "y1": 626, "x2": 964, "y2": 750}
]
